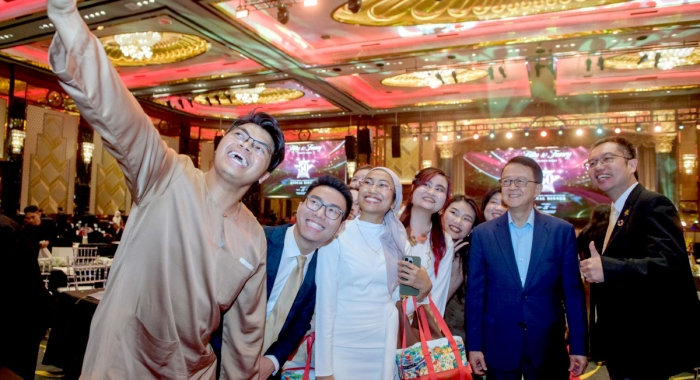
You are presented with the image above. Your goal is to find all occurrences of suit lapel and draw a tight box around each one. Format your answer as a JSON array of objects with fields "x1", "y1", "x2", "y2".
[
  {"x1": 265, "y1": 225, "x2": 290, "y2": 300},
  {"x1": 605, "y1": 184, "x2": 642, "y2": 253},
  {"x1": 523, "y1": 211, "x2": 548, "y2": 290},
  {"x1": 494, "y1": 215, "x2": 523, "y2": 290}
]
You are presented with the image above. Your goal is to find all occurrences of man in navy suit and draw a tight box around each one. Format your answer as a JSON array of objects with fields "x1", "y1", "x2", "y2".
[
  {"x1": 581, "y1": 137, "x2": 700, "y2": 379},
  {"x1": 466, "y1": 156, "x2": 588, "y2": 380},
  {"x1": 213, "y1": 175, "x2": 352, "y2": 379}
]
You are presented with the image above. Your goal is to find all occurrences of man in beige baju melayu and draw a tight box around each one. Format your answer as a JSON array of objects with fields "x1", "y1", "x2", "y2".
[{"x1": 46, "y1": 0, "x2": 285, "y2": 378}]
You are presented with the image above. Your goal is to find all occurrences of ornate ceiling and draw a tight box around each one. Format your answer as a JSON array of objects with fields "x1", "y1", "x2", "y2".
[{"x1": 0, "y1": 0, "x2": 699, "y2": 129}]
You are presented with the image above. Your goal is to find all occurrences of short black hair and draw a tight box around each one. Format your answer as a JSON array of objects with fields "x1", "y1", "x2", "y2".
[
  {"x1": 24, "y1": 205, "x2": 39, "y2": 214},
  {"x1": 305, "y1": 175, "x2": 353, "y2": 222},
  {"x1": 591, "y1": 136, "x2": 637, "y2": 159},
  {"x1": 227, "y1": 110, "x2": 285, "y2": 172},
  {"x1": 502, "y1": 156, "x2": 543, "y2": 184}
]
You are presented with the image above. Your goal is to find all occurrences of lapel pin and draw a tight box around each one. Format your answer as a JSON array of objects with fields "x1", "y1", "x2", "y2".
[
  {"x1": 623, "y1": 209, "x2": 630, "y2": 217},
  {"x1": 617, "y1": 220, "x2": 624, "y2": 227}
]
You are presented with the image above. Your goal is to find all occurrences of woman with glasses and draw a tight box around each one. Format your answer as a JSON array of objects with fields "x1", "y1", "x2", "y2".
[
  {"x1": 442, "y1": 195, "x2": 484, "y2": 339},
  {"x1": 481, "y1": 187, "x2": 507, "y2": 222},
  {"x1": 315, "y1": 167, "x2": 408, "y2": 380},
  {"x1": 397, "y1": 167, "x2": 454, "y2": 316}
]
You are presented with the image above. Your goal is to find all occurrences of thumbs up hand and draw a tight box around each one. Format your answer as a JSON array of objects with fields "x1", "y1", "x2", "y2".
[{"x1": 580, "y1": 241, "x2": 605, "y2": 283}]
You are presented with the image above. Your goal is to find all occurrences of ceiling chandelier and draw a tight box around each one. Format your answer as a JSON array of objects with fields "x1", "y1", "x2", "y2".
[
  {"x1": 382, "y1": 68, "x2": 488, "y2": 88},
  {"x1": 414, "y1": 69, "x2": 455, "y2": 89},
  {"x1": 114, "y1": 32, "x2": 162, "y2": 60},
  {"x1": 655, "y1": 48, "x2": 695, "y2": 70},
  {"x1": 233, "y1": 84, "x2": 266, "y2": 104}
]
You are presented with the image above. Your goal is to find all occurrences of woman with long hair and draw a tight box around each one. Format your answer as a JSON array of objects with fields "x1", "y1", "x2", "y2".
[
  {"x1": 481, "y1": 187, "x2": 507, "y2": 221},
  {"x1": 442, "y1": 195, "x2": 484, "y2": 338},
  {"x1": 398, "y1": 167, "x2": 454, "y2": 315},
  {"x1": 316, "y1": 167, "x2": 408, "y2": 380}
]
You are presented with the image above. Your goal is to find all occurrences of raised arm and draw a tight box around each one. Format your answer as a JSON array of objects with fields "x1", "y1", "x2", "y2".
[{"x1": 48, "y1": 0, "x2": 175, "y2": 205}]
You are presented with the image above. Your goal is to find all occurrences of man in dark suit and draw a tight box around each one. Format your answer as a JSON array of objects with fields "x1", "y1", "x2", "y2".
[
  {"x1": 466, "y1": 156, "x2": 588, "y2": 380},
  {"x1": 23, "y1": 205, "x2": 57, "y2": 255},
  {"x1": 213, "y1": 175, "x2": 352, "y2": 379},
  {"x1": 580, "y1": 137, "x2": 700, "y2": 380}
]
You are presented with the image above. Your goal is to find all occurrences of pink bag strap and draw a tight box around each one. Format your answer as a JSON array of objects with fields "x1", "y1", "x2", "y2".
[{"x1": 303, "y1": 333, "x2": 314, "y2": 380}]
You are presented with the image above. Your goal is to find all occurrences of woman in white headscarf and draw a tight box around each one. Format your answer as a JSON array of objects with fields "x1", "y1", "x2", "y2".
[
  {"x1": 316, "y1": 167, "x2": 412, "y2": 380},
  {"x1": 112, "y1": 210, "x2": 124, "y2": 236}
]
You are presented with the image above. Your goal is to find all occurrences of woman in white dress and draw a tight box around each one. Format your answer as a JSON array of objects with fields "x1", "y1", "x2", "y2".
[
  {"x1": 396, "y1": 167, "x2": 454, "y2": 315},
  {"x1": 316, "y1": 167, "x2": 407, "y2": 380}
]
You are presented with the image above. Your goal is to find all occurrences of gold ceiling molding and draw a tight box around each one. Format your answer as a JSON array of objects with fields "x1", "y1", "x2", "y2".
[
  {"x1": 99, "y1": 32, "x2": 210, "y2": 67},
  {"x1": 332, "y1": 0, "x2": 628, "y2": 26},
  {"x1": 415, "y1": 99, "x2": 474, "y2": 106},
  {"x1": 604, "y1": 48, "x2": 700, "y2": 70},
  {"x1": 382, "y1": 68, "x2": 487, "y2": 87},
  {"x1": 569, "y1": 84, "x2": 700, "y2": 96},
  {"x1": 193, "y1": 87, "x2": 305, "y2": 106}
]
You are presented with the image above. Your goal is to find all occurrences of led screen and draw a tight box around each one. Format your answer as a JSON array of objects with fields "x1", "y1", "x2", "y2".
[
  {"x1": 263, "y1": 140, "x2": 347, "y2": 198},
  {"x1": 462, "y1": 146, "x2": 610, "y2": 221}
]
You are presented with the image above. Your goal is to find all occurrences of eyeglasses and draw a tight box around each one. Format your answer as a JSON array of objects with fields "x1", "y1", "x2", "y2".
[
  {"x1": 230, "y1": 127, "x2": 272, "y2": 157},
  {"x1": 304, "y1": 195, "x2": 344, "y2": 220},
  {"x1": 499, "y1": 178, "x2": 540, "y2": 188},
  {"x1": 360, "y1": 179, "x2": 395, "y2": 193},
  {"x1": 584, "y1": 154, "x2": 631, "y2": 170}
]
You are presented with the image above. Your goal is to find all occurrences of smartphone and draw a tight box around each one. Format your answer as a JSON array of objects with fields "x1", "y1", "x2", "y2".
[{"x1": 399, "y1": 256, "x2": 422, "y2": 297}]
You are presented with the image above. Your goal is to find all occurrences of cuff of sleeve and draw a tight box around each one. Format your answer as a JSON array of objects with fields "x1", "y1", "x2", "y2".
[
  {"x1": 48, "y1": 23, "x2": 91, "y2": 84},
  {"x1": 265, "y1": 355, "x2": 280, "y2": 375}
]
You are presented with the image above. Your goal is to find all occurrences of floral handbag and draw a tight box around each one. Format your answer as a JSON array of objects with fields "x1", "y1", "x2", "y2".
[{"x1": 396, "y1": 296, "x2": 472, "y2": 380}]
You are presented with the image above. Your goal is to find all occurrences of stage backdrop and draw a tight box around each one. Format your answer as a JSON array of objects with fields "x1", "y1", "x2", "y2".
[
  {"x1": 263, "y1": 140, "x2": 347, "y2": 198},
  {"x1": 463, "y1": 146, "x2": 610, "y2": 221}
]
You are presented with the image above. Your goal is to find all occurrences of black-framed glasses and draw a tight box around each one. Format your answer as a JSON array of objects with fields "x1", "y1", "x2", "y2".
[
  {"x1": 304, "y1": 195, "x2": 344, "y2": 220},
  {"x1": 230, "y1": 127, "x2": 272, "y2": 157},
  {"x1": 499, "y1": 178, "x2": 540, "y2": 187},
  {"x1": 360, "y1": 179, "x2": 395, "y2": 192},
  {"x1": 584, "y1": 154, "x2": 631, "y2": 170}
]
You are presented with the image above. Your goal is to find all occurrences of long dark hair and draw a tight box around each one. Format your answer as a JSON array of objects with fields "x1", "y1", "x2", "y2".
[
  {"x1": 480, "y1": 187, "x2": 502, "y2": 215},
  {"x1": 400, "y1": 168, "x2": 452, "y2": 276},
  {"x1": 446, "y1": 195, "x2": 484, "y2": 298}
]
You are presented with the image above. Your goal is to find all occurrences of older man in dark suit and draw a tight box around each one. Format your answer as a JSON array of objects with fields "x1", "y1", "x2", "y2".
[
  {"x1": 467, "y1": 156, "x2": 588, "y2": 380},
  {"x1": 581, "y1": 137, "x2": 700, "y2": 380},
  {"x1": 213, "y1": 175, "x2": 352, "y2": 379}
]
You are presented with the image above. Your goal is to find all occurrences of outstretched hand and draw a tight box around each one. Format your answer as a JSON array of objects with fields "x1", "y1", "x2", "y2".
[
  {"x1": 580, "y1": 241, "x2": 605, "y2": 283},
  {"x1": 47, "y1": 0, "x2": 77, "y2": 17}
]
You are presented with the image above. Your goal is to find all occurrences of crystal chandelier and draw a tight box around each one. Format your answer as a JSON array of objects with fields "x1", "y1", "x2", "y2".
[
  {"x1": 655, "y1": 48, "x2": 695, "y2": 70},
  {"x1": 414, "y1": 69, "x2": 454, "y2": 89},
  {"x1": 82, "y1": 142, "x2": 95, "y2": 165},
  {"x1": 10, "y1": 129, "x2": 26, "y2": 154},
  {"x1": 114, "y1": 32, "x2": 162, "y2": 60},
  {"x1": 233, "y1": 84, "x2": 266, "y2": 104}
]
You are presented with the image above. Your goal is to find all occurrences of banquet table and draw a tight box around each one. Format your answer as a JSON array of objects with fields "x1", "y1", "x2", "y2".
[{"x1": 42, "y1": 289, "x2": 102, "y2": 378}]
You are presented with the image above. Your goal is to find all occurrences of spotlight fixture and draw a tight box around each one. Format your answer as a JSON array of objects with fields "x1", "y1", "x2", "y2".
[
  {"x1": 178, "y1": 98, "x2": 184, "y2": 109},
  {"x1": 654, "y1": 52, "x2": 662, "y2": 68},
  {"x1": 678, "y1": 123, "x2": 684, "y2": 130},
  {"x1": 187, "y1": 97, "x2": 194, "y2": 107},
  {"x1": 597, "y1": 56, "x2": 605, "y2": 70},
  {"x1": 456, "y1": 132, "x2": 462, "y2": 140},
  {"x1": 586, "y1": 57, "x2": 592, "y2": 72},
  {"x1": 235, "y1": 6, "x2": 249, "y2": 18},
  {"x1": 596, "y1": 125, "x2": 604, "y2": 135},
  {"x1": 637, "y1": 53, "x2": 649, "y2": 65},
  {"x1": 498, "y1": 66, "x2": 507, "y2": 79},
  {"x1": 166, "y1": 100, "x2": 172, "y2": 108},
  {"x1": 576, "y1": 128, "x2": 583, "y2": 136},
  {"x1": 489, "y1": 130, "x2": 495, "y2": 139},
  {"x1": 614, "y1": 127, "x2": 621, "y2": 134},
  {"x1": 348, "y1": 0, "x2": 361, "y2": 13},
  {"x1": 654, "y1": 125, "x2": 662, "y2": 132},
  {"x1": 558, "y1": 126, "x2": 564, "y2": 135},
  {"x1": 487, "y1": 67, "x2": 494, "y2": 80},
  {"x1": 214, "y1": 95, "x2": 222, "y2": 105},
  {"x1": 540, "y1": 130, "x2": 547, "y2": 137},
  {"x1": 635, "y1": 122, "x2": 643, "y2": 132},
  {"x1": 506, "y1": 131, "x2": 513, "y2": 139},
  {"x1": 535, "y1": 63, "x2": 542, "y2": 78},
  {"x1": 277, "y1": 3, "x2": 289, "y2": 24},
  {"x1": 442, "y1": 133, "x2": 448, "y2": 141},
  {"x1": 205, "y1": 97, "x2": 212, "y2": 106},
  {"x1": 413, "y1": 134, "x2": 418, "y2": 141},
  {"x1": 436, "y1": 72, "x2": 445, "y2": 85},
  {"x1": 451, "y1": 70, "x2": 458, "y2": 84},
  {"x1": 696, "y1": 118, "x2": 700, "y2": 129},
  {"x1": 524, "y1": 128, "x2": 530, "y2": 137},
  {"x1": 473, "y1": 133, "x2": 479, "y2": 140},
  {"x1": 424, "y1": 134, "x2": 430, "y2": 141}
]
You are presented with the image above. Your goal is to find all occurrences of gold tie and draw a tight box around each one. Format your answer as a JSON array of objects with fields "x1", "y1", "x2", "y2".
[
  {"x1": 263, "y1": 254, "x2": 307, "y2": 352},
  {"x1": 602, "y1": 205, "x2": 619, "y2": 254}
]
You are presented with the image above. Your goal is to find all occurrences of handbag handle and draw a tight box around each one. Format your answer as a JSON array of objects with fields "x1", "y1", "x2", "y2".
[{"x1": 303, "y1": 333, "x2": 315, "y2": 380}]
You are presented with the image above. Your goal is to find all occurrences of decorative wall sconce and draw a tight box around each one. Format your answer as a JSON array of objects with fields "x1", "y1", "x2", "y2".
[
  {"x1": 82, "y1": 142, "x2": 95, "y2": 165},
  {"x1": 347, "y1": 161, "x2": 357, "y2": 178},
  {"x1": 10, "y1": 129, "x2": 26, "y2": 154}
]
